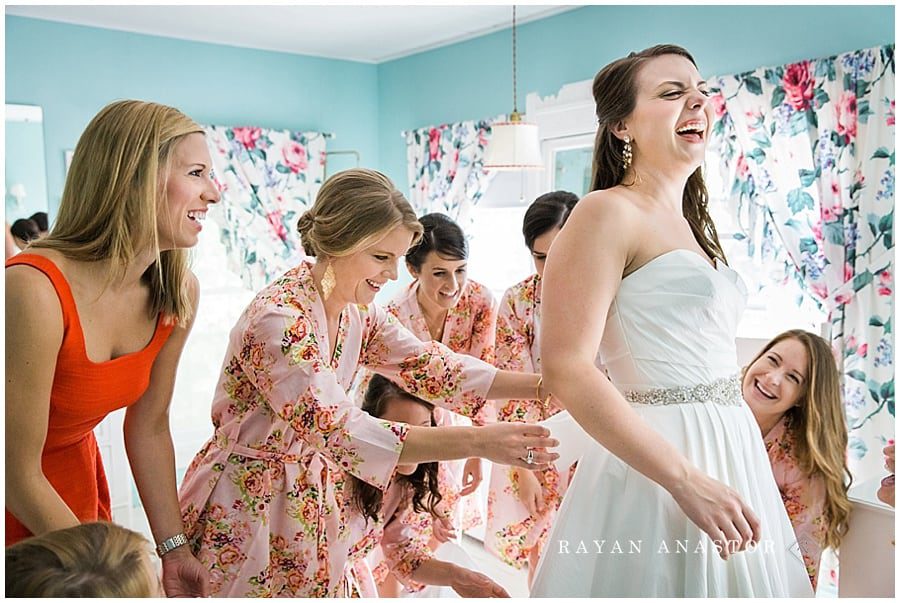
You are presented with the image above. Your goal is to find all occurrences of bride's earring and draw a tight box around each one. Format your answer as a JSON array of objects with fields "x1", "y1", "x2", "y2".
[
  {"x1": 321, "y1": 262, "x2": 337, "y2": 300},
  {"x1": 622, "y1": 135, "x2": 633, "y2": 171}
]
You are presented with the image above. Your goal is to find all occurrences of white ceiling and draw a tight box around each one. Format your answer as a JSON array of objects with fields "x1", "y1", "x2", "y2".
[{"x1": 5, "y1": 4, "x2": 578, "y2": 64}]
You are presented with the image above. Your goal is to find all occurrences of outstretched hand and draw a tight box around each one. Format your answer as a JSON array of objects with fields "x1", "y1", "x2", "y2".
[
  {"x1": 669, "y1": 468, "x2": 761, "y2": 560},
  {"x1": 450, "y1": 567, "x2": 510, "y2": 598},
  {"x1": 161, "y1": 548, "x2": 211, "y2": 597},
  {"x1": 481, "y1": 423, "x2": 559, "y2": 470}
]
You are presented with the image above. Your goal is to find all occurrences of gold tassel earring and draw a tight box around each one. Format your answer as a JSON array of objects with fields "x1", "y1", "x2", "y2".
[
  {"x1": 321, "y1": 262, "x2": 337, "y2": 300},
  {"x1": 622, "y1": 135, "x2": 633, "y2": 171}
]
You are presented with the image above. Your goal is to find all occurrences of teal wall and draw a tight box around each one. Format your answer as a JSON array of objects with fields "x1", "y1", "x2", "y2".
[
  {"x1": 5, "y1": 16, "x2": 379, "y2": 218},
  {"x1": 5, "y1": 6, "x2": 895, "y2": 215},
  {"x1": 377, "y1": 4, "x2": 895, "y2": 190}
]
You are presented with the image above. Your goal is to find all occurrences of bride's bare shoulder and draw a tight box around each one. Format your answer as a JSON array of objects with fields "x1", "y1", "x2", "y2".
[{"x1": 567, "y1": 188, "x2": 643, "y2": 232}]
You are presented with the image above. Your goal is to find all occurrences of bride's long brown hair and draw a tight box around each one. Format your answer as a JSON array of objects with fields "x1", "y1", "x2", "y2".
[{"x1": 590, "y1": 44, "x2": 726, "y2": 264}]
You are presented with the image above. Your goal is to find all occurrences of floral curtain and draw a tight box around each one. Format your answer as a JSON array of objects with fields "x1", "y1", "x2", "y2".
[
  {"x1": 405, "y1": 118, "x2": 498, "y2": 225},
  {"x1": 204, "y1": 125, "x2": 327, "y2": 291},
  {"x1": 707, "y1": 45, "x2": 895, "y2": 482}
]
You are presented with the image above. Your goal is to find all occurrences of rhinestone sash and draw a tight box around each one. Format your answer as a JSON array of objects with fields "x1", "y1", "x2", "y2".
[{"x1": 623, "y1": 374, "x2": 742, "y2": 406}]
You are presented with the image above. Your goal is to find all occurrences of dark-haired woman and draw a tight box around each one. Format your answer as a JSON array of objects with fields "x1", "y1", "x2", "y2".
[
  {"x1": 530, "y1": 46, "x2": 813, "y2": 596},
  {"x1": 363, "y1": 212, "x2": 499, "y2": 539},
  {"x1": 484, "y1": 191, "x2": 578, "y2": 585},
  {"x1": 352, "y1": 375, "x2": 509, "y2": 598}
]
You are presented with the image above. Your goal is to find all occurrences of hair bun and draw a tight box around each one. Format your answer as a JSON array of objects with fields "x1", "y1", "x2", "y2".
[{"x1": 296, "y1": 211, "x2": 317, "y2": 256}]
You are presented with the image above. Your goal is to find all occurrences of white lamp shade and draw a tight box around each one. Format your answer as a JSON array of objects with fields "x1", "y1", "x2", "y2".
[{"x1": 484, "y1": 121, "x2": 543, "y2": 170}]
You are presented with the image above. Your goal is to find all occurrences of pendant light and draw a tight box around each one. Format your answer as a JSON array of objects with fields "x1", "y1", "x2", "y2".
[{"x1": 483, "y1": 5, "x2": 543, "y2": 171}]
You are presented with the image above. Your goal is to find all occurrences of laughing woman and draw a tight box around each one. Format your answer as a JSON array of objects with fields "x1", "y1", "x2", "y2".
[
  {"x1": 742, "y1": 330, "x2": 852, "y2": 590},
  {"x1": 178, "y1": 169, "x2": 557, "y2": 597},
  {"x1": 530, "y1": 45, "x2": 813, "y2": 596}
]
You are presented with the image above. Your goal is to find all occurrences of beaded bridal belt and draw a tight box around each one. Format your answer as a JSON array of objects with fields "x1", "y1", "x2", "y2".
[{"x1": 623, "y1": 374, "x2": 743, "y2": 406}]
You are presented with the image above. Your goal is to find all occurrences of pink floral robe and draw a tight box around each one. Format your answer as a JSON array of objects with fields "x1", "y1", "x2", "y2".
[
  {"x1": 764, "y1": 415, "x2": 827, "y2": 590},
  {"x1": 356, "y1": 279, "x2": 497, "y2": 534},
  {"x1": 366, "y1": 481, "x2": 435, "y2": 594},
  {"x1": 391, "y1": 279, "x2": 497, "y2": 533},
  {"x1": 178, "y1": 260, "x2": 497, "y2": 597},
  {"x1": 484, "y1": 273, "x2": 571, "y2": 569}
]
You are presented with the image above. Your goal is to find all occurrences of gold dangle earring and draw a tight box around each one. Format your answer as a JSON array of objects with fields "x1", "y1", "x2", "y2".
[
  {"x1": 321, "y1": 262, "x2": 337, "y2": 300},
  {"x1": 622, "y1": 135, "x2": 633, "y2": 171}
]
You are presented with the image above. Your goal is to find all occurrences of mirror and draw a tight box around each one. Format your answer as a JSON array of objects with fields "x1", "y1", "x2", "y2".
[
  {"x1": 553, "y1": 146, "x2": 593, "y2": 198},
  {"x1": 6, "y1": 104, "x2": 49, "y2": 223}
]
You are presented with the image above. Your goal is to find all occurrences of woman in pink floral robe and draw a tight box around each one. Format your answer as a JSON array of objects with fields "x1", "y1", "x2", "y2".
[
  {"x1": 742, "y1": 329, "x2": 852, "y2": 591},
  {"x1": 359, "y1": 374, "x2": 508, "y2": 598},
  {"x1": 384, "y1": 277, "x2": 497, "y2": 533},
  {"x1": 395, "y1": 214, "x2": 498, "y2": 538},
  {"x1": 178, "y1": 170, "x2": 555, "y2": 597},
  {"x1": 357, "y1": 213, "x2": 498, "y2": 537},
  {"x1": 484, "y1": 192, "x2": 579, "y2": 582}
]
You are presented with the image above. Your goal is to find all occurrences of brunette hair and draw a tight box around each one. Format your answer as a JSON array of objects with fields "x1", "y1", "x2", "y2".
[
  {"x1": 405, "y1": 212, "x2": 468, "y2": 271},
  {"x1": 349, "y1": 374, "x2": 442, "y2": 523},
  {"x1": 589, "y1": 44, "x2": 726, "y2": 264},
  {"x1": 745, "y1": 330, "x2": 852, "y2": 550},
  {"x1": 522, "y1": 191, "x2": 580, "y2": 251}
]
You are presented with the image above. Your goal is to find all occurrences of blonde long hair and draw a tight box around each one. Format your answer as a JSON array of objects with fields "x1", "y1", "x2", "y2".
[
  {"x1": 30, "y1": 99, "x2": 203, "y2": 324},
  {"x1": 297, "y1": 168, "x2": 423, "y2": 258},
  {"x1": 589, "y1": 44, "x2": 726, "y2": 264},
  {"x1": 747, "y1": 330, "x2": 852, "y2": 550},
  {"x1": 5, "y1": 522, "x2": 159, "y2": 597}
]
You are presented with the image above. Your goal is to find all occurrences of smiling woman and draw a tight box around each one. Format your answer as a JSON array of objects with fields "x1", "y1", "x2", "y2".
[
  {"x1": 530, "y1": 45, "x2": 813, "y2": 597},
  {"x1": 741, "y1": 330, "x2": 851, "y2": 590},
  {"x1": 5, "y1": 99, "x2": 219, "y2": 597},
  {"x1": 177, "y1": 168, "x2": 557, "y2": 597}
]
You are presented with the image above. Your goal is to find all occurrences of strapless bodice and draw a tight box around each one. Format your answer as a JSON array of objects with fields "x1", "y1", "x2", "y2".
[{"x1": 600, "y1": 249, "x2": 748, "y2": 391}]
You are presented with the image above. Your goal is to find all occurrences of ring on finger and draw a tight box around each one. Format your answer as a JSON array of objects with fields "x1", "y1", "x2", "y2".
[{"x1": 525, "y1": 448, "x2": 535, "y2": 465}]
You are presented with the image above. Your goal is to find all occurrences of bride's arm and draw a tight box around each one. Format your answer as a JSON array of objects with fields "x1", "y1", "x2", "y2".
[{"x1": 540, "y1": 191, "x2": 759, "y2": 559}]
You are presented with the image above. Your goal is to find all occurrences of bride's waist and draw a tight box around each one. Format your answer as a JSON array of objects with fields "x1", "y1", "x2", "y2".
[
  {"x1": 608, "y1": 362, "x2": 738, "y2": 389},
  {"x1": 614, "y1": 374, "x2": 743, "y2": 407}
]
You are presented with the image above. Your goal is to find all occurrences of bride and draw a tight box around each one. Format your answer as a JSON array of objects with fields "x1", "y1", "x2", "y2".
[{"x1": 530, "y1": 45, "x2": 814, "y2": 597}]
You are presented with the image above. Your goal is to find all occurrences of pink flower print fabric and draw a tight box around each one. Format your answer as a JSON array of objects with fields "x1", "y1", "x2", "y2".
[{"x1": 178, "y1": 260, "x2": 497, "y2": 597}]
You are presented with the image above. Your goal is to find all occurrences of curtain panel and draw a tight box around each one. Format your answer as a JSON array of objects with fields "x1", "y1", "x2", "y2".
[
  {"x1": 707, "y1": 45, "x2": 895, "y2": 482},
  {"x1": 404, "y1": 118, "x2": 498, "y2": 225},
  {"x1": 204, "y1": 125, "x2": 327, "y2": 291}
]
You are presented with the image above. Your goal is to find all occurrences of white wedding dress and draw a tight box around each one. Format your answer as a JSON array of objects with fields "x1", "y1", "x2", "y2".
[{"x1": 530, "y1": 250, "x2": 814, "y2": 597}]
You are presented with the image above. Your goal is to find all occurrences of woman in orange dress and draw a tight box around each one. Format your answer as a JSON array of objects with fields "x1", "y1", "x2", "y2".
[{"x1": 5, "y1": 100, "x2": 219, "y2": 596}]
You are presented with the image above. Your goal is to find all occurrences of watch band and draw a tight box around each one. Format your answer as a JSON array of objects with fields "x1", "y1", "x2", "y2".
[{"x1": 155, "y1": 532, "x2": 188, "y2": 557}]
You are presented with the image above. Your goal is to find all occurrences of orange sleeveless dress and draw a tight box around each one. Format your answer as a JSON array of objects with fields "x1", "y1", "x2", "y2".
[{"x1": 5, "y1": 254, "x2": 174, "y2": 546}]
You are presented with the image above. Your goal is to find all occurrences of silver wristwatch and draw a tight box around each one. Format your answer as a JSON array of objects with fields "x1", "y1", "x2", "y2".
[{"x1": 155, "y1": 532, "x2": 188, "y2": 557}]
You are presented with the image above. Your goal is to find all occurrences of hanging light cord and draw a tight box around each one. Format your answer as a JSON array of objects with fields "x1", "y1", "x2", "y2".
[{"x1": 511, "y1": 5, "x2": 518, "y2": 116}]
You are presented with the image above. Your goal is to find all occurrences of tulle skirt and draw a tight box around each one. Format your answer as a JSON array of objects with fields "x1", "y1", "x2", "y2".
[{"x1": 530, "y1": 402, "x2": 814, "y2": 597}]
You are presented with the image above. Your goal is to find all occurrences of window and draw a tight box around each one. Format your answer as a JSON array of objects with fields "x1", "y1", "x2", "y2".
[{"x1": 466, "y1": 172, "x2": 534, "y2": 299}]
